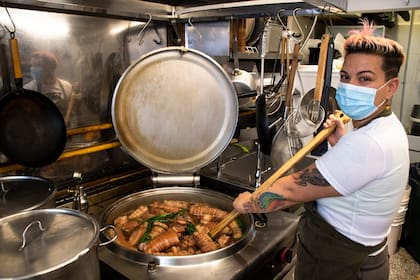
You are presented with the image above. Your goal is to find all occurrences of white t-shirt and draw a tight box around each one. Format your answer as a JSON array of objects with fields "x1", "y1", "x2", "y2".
[
  {"x1": 24, "y1": 79, "x2": 72, "y2": 113},
  {"x1": 24, "y1": 79, "x2": 72, "y2": 100},
  {"x1": 315, "y1": 113, "x2": 409, "y2": 246}
]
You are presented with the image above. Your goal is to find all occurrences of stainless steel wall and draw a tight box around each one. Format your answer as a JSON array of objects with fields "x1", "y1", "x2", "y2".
[
  {"x1": 0, "y1": 8, "x2": 167, "y2": 127},
  {"x1": 0, "y1": 7, "x2": 167, "y2": 183}
]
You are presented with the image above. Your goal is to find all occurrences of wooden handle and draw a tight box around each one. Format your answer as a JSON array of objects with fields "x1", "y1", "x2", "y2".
[
  {"x1": 285, "y1": 43, "x2": 300, "y2": 109},
  {"x1": 209, "y1": 111, "x2": 350, "y2": 238},
  {"x1": 256, "y1": 110, "x2": 349, "y2": 194},
  {"x1": 9, "y1": 38, "x2": 23, "y2": 81},
  {"x1": 0, "y1": 140, "x2": 121, "y2": 173},
  {"x1": 313, "y1": 34, "x2": 330, "y2": 102},
  {"x1": 58, "y1": 141, "x2": 120, "y2": 160},
  {"x1": 66, "y1": 123, "x2": 113, "y2": 136},
  {"x1": 280, "y1": 37, "x2": 286, "y2": 64}
]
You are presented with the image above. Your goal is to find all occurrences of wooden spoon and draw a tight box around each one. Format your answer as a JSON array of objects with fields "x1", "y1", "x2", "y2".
[
  {"x1": 209, "y1": 111, "x2": 351, "y2": 238},
  {"x1": 308, "y1": 33, "x2": 330, "y2": 123}
]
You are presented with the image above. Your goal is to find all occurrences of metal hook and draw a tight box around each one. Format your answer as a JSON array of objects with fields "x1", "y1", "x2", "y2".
[
  {"x1": 1, "y1": 4, "x2": 16, "y2": 38},
  {"x1": 138, "y1": 13, "x2": 152, "y2": 46},
  {"x1": 292, "y1": 8, "x2": 304, "y2": 40},
  {"x1": 0, "y1": 181, "x2": 7, "y2": 193},
  {"x1": 170, "y1": 19, "x2": 182, "y2": 45},
  {"x1": 276, "y1": 9, "x2": 288, "y2": 30},
  {"x1": 153, "y1": 25, "x2": 163, "y2": 45},
  {"x1": 187, "y1": 17, "x2": 202, "y2": 40}
]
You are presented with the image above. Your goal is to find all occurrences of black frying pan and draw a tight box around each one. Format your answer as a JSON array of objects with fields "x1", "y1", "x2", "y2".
[{"x1": 0, "y1": 36, "x2": 66, "y2": 167}]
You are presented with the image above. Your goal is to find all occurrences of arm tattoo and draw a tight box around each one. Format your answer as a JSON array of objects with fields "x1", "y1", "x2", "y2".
[
  {"x1": 258, "y1": 192, "x2": 286, "y2": 209},
  {"x1": 242, "y1": 192, "x2": 287, "y2": 212},
  {"x1": 293, "y1": 167, "x2": 330, "y2": 187}
]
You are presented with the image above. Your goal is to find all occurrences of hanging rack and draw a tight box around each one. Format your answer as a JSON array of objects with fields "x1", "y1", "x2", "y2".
[{"x1": 1, "y1": 4, "x2": 16, "y2": 38}]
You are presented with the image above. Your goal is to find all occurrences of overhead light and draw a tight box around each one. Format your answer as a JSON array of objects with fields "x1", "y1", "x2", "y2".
[{"x1": 0, "y1": 8, "x2": 69, "y2": 38}]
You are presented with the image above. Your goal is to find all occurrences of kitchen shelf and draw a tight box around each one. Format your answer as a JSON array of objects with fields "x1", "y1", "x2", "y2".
[{"x1": 2, "y1": 0, "x2": 344, "y2": 21}]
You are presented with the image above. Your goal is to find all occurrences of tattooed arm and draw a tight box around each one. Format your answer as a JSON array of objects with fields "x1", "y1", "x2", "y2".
[{"x1": 233, "y1": 162, "x2": 341, "y2": 213}]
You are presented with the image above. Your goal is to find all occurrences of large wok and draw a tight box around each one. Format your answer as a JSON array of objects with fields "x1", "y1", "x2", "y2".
[
  {"x1": 100, "y1": 187, "x2": 255, "y2": 266},
  {"x1": 0, "y1": 36, "x2": 66, "y2": 167}
]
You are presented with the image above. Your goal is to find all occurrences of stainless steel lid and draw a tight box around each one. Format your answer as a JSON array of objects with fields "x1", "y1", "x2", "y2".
[
  {"x1": 0, "y1": 176, "x2": 56, "y2": 218},
  {"x1": 0, "y1": 208, "x2": 99, "y2": 279},
  {"x1": 112, "y1": 47, "x2": 238, "y2": 174}
]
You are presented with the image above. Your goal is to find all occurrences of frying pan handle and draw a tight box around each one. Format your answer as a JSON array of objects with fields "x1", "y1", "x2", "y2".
[{"x1": 9, "y1": 38, "x2": 23, "y2": 87}]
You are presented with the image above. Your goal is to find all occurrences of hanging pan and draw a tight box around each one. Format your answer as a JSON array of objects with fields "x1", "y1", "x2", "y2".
[{"x1": 0, "y1": 34, "x2": 66, "y2": 167}]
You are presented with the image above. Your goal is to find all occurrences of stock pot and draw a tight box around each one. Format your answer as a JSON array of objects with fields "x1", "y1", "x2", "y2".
[
  {"x1": 0, "y1": 208, "x2": 116, "y2": 279},
  {"x1": 106, "y1": 46, "x2": 249, "y2": 264},
  {"x1": 0, "y1": 176, "x2": 56, "y2": 218}
]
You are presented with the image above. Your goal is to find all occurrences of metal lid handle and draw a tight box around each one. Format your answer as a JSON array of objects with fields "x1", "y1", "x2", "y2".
[{"x1": 19, "y1": 220, "x2": 45, "y2": 251}]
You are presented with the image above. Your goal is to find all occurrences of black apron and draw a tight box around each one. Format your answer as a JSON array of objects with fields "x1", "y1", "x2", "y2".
[{"x1": 294, "y1": 202, "x2": 387, "y2": 280}]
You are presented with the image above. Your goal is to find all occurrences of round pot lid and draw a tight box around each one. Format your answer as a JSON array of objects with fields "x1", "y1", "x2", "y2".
[
  {"x1": 0, "y1": 176, "x2": 56, "y2": 218},
  {"x1": 112, "y1": 47, "x2": 238, "y2": 173},
  {"x1": 0, "y1": 208, "x2": 99, "y2": 279}
]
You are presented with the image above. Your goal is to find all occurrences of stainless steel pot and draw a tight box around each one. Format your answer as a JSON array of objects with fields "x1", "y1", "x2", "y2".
[
  {"x1": 0, "y1": 208, "x2": 116, "y2": 280},
  {"x1": 100, "y1": 187, "x2": 255, "y2": 266},
  {"x1": 0, "y1": 176, "x2": 56, "y2": 218}
]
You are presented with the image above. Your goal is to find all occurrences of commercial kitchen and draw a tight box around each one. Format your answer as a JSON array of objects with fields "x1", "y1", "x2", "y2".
[{"x1": 0, "y1": 1, "x2": 419, "y2": 279}]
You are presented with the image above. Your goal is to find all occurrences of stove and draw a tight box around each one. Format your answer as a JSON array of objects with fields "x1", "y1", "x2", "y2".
[{"x1": 58, "y1": 168, "x2": 299, "y2": 280}]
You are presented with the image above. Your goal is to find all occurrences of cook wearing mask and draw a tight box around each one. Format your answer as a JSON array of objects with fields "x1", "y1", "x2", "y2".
[
  {"x1": 233, "y1": 19, "x2": 409, "y2": 280},
  {"x1": 24, "y1": 51, "x2": 72, "y2": 114}
]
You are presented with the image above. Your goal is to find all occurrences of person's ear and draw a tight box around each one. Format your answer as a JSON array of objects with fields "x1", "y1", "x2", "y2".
[{"x1": 386, "y1": 78, "x2": 399, "y2": 98}]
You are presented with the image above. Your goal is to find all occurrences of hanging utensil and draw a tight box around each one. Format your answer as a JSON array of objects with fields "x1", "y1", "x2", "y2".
[
  {"x1": 282, "y1": 35, "x2": 331, "y2": 140},
  {"x1": 209, "y1": 111, "x2": 351, "y2": 238},
  {"x1": 307, "y1": 34, "x2": 330, "y2": 123},
  {"x1": 310, "y1": 38, "x2": 337, "y2": 156},
  {"x1": 270, "y1": 42, "x2": 302, "y2": 169},
  {"x1": 255, "y1": 19, "x2": 273, "y2": 155},
  {"x1": 230, "y1": 18, "x2": 256, "y2": 110},
  {"x1": 259, "y1": 19, "x2": 270, "y2": 95},
  {"x1": 283, "y1": 42, "x2": 300, "y2": 119},
  {"x1": 0, "y1": 24, "x2": 66, "y2": 167},
  {"x1": 267, "y1": 36, "x2": 288, "y2": 118}
]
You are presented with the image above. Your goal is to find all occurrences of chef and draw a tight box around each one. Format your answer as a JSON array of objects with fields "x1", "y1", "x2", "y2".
[
  {"x1": 24, "y1": 51, "x2": 72, "y2": 114},
  {"x1": 233, "y1": 19, "x2": 409, "y2": 280}
]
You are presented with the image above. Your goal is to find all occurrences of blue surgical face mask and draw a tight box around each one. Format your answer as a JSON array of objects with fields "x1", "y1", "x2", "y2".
[
  {"x1": 335, "y1": 81, "x2": 390, "y2": 120},
  {"x1": 30, "y1": 66, "x2": 43, "y2": 81}
]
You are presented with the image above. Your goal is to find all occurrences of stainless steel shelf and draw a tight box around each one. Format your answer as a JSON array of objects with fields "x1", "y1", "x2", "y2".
[{"x1": 2, "y1": 0, "x2": 344, "y2": 21}]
